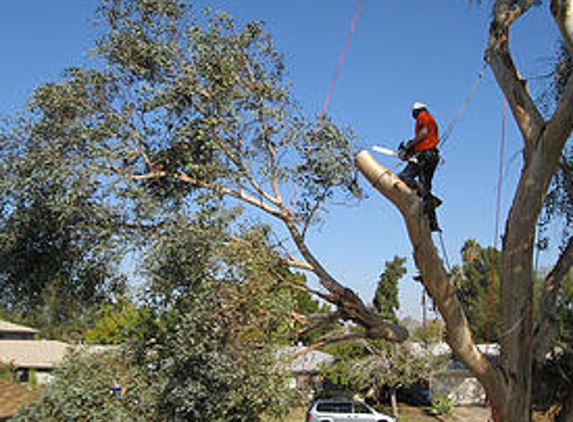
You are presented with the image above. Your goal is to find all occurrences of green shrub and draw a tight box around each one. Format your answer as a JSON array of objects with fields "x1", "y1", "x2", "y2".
[
  {"x1": 429, "y1": 394, "x2": 454, "y2": 416},
  {"x1": 0, "y1": 361, "x2": 16, "y2": 383},
  {"x1": 11, "y1": 350, "x2": 156, "y2": 422}
]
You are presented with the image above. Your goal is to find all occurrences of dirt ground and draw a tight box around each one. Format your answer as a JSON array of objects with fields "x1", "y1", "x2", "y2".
[{"x1": 396, "y1": 404, "x2": 490, "y2": 422}]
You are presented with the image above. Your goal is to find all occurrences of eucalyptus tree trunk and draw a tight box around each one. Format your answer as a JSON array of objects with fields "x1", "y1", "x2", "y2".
[{"x1": 357, "y1": 1, "x2": 573, "y2": 420}]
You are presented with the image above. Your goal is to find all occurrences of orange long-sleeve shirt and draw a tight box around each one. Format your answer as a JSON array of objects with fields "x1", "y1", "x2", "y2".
[{"x1": 414, "y1": 111, "x2": 439, "y2": 151}]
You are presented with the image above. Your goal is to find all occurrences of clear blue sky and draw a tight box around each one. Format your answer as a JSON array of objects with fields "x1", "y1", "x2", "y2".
[{"x1": 0, "y1": 0, "x2": 562, "y2": 319}]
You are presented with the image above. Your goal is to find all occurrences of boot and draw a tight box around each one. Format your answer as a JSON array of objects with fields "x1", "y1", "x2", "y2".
[
  {"x1": 429, "y1": 217, "x2": 441, "y2": 232},
  {"x1": 425, "y1": 208, "x2": 441, "y2": 232},
  {"x1": 424, "y1": 194, "x2": 442, "y2": 209},
  {"x1": 429, "y1": 194, "x2": 442, "y2": 209}
]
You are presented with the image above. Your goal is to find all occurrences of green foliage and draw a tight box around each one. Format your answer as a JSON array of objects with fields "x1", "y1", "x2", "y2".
[
  {"x1": 373, "y1": 256, "x2": 406, "y2": 321},
  {"x1": 0, "y1": 361, "x2": 16, "y2": 383},
  {"x1": 0, "y1": 125, "x2": 127, "y2": 338},
  {"x1": 1, "y1": 0, "x2": 361, "y2": 417},
  {"x1": 429, "y1": 394, "x2": 454, "y2": 416},
  {"x1": 134, "y1": 291, "x2": 295, "y2": 422},
  {"x1": 322, "y1": 339, "x2": 370, "y2": 388},
  {"x1": 12, "y1": 350, "x2": 157, "y2": 422},
  {"x1": 142, "y1": 209, "x2": 321, "y2": 345},
  {"x1": 348, "y1": 342, "x2": 446, "y2": 395},
  {"x1": 323, "y1": 337, "x2": 446, "y2": 403},
  {"x1": 1, "y1": 0, "x2": 360, "y2": 339},
  {"x1": 14, "y1": 290, "x2": 296, "y2": 422},
  {"x1": 15, "y1": 0, "x2": 359, "y2": 225},
  {"x1": 412, "y1": 319, "x2": 445, "y2": 344},
  {"x1": 451, "y1": 240, "x2": 501, "y2": 342},
  {"x1": 533, "y1": 272, "x2": 573, "y2": 417},
  {"x1": 539, "y1": 43, "x2": 572, "y2": 117},
  {"x1": 543, "y1": 144, "x2": 573, "y2": 247},
  {"x1": 84, "y1": 299, "x2": 152, "y2": 344}
]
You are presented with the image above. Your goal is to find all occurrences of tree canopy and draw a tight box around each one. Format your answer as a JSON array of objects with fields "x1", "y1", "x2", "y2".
[{"x1": 3, "y1": 0, "x2": 573, "y2": 421}]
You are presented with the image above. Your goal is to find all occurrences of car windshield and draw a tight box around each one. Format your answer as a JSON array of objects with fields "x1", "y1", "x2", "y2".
[{"x1": 316, "y1": 402, "x2": 353, "y2": 413}]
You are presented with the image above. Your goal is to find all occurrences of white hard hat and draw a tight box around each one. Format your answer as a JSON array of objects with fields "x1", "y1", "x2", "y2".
[{"x1": 412, "y1": 102, "x2": 428, "y2": 112}]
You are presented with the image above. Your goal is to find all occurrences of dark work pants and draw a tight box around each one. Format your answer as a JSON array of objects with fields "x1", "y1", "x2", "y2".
[
  {"x1": 398, "y1": 148, "x2": 440, "y2": 199},
  {"x1": 398, "y1": 148, "x2": 440, "y2": 228}
]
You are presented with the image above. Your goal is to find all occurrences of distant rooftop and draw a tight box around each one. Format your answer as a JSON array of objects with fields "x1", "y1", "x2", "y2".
[
  {"x1": 0, "y1": 340, "x2": 71, "y2": 369},
  {"x1": 0, "y1": 320, "x2": 38, "y2": 335}
]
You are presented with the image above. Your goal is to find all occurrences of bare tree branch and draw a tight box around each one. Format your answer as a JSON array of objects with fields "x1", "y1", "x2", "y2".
[
  {"x1": 294, "y1": 309, "x2": 345, "y2": 336},
  {"x1": 285, "y1": 255, "x2": 315, "y2": 271},
  {"x1": 281, "y1": 211, "x2": 409, "y2": 343},
  {"x1": 294, "y1": 332, "x2": 369, "y2": 357},
  {"x1": 486, "y1": 1, "x2": 545, "y2": 154}
]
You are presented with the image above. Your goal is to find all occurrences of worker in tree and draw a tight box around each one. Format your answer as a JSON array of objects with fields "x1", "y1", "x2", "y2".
[{"x1": 398, "y1": 102, "x2": 442, "y2": 232}]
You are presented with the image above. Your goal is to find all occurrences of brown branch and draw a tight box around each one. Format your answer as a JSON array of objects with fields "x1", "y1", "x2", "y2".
[
  {"x1": 280, "y1": 210, "x2": 408, "y2": 343},
  {"x1": 285, "y1": 255, "x2": 315, "y2": 271},
  {"x1": 240, "y1": 49, "x2": 284, "y2": 205},
  {"x1": 210, "y1": 132, "x2": 282, "y2": 208},
  {"x1": 295, "y1": 310, "x2": 345, "y2": 336},
  {"x1": 294, "y1": 332, "x2": 368, "y2": 357},
  {"x1": 128, "y1": 169, "x2": 284, "y2": 218},
  {"x1": 486, "y1": 1, "x2": 545, "y2": 155},
  {"x1": 92, "y1": 98, "x2": 155, "y2": 172}
]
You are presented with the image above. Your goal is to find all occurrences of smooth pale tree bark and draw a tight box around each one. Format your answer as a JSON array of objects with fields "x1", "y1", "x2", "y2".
[
  {"x1": 355, "y1": 152, "x2": 507, "y2": 415},
  {"x1": 488, "y1": 0, "x2": 573, "y2": 420},
  {"x1": 357, "y1": 1, "x2": 573, "y2": 421}
]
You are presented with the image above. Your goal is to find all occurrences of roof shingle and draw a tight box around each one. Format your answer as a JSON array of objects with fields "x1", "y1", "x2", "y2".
[
  {"x1": 0, "y1": 321, "x2": 38, "y2": 335},
  {"x1": 0, "y1": 340, "x2": 71, "y2": 369}
]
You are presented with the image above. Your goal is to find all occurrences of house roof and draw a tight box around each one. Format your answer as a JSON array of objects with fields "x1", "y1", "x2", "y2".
[
  {"x1": 0, "y1": 320, "x2": 38, "y2": 335},
  {"x1": 0, "y1": 379, "x2": 38, "y2": 419},
  {"x1": 0, "y1": 340, "x2": 71, "y2": 369}
]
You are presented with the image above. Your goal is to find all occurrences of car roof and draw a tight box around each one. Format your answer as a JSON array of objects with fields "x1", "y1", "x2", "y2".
[
  {"x1": 313, "y1": 398, "x2": 371, "y2": 405},
  {"x1": 314, "y1": 398, "x2": 354, "y2": 403}
]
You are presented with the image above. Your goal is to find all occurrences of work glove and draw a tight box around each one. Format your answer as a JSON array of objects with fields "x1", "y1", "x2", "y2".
[{"x1": 398, "y1": 141, "x2": 413, "y2": 161}]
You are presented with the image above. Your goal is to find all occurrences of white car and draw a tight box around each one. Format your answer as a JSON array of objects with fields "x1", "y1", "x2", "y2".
[{"x1": 306, "y1": 398, "x2": 395, "y2": 422}]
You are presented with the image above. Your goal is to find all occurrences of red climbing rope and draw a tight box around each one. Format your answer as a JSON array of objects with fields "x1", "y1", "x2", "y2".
[
  {"x1": 288, "y1": 0, "x2": 364, "y2": 211},
  {"x1": 318, "y1": 0, "x2": 364, "y2": 123}
]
